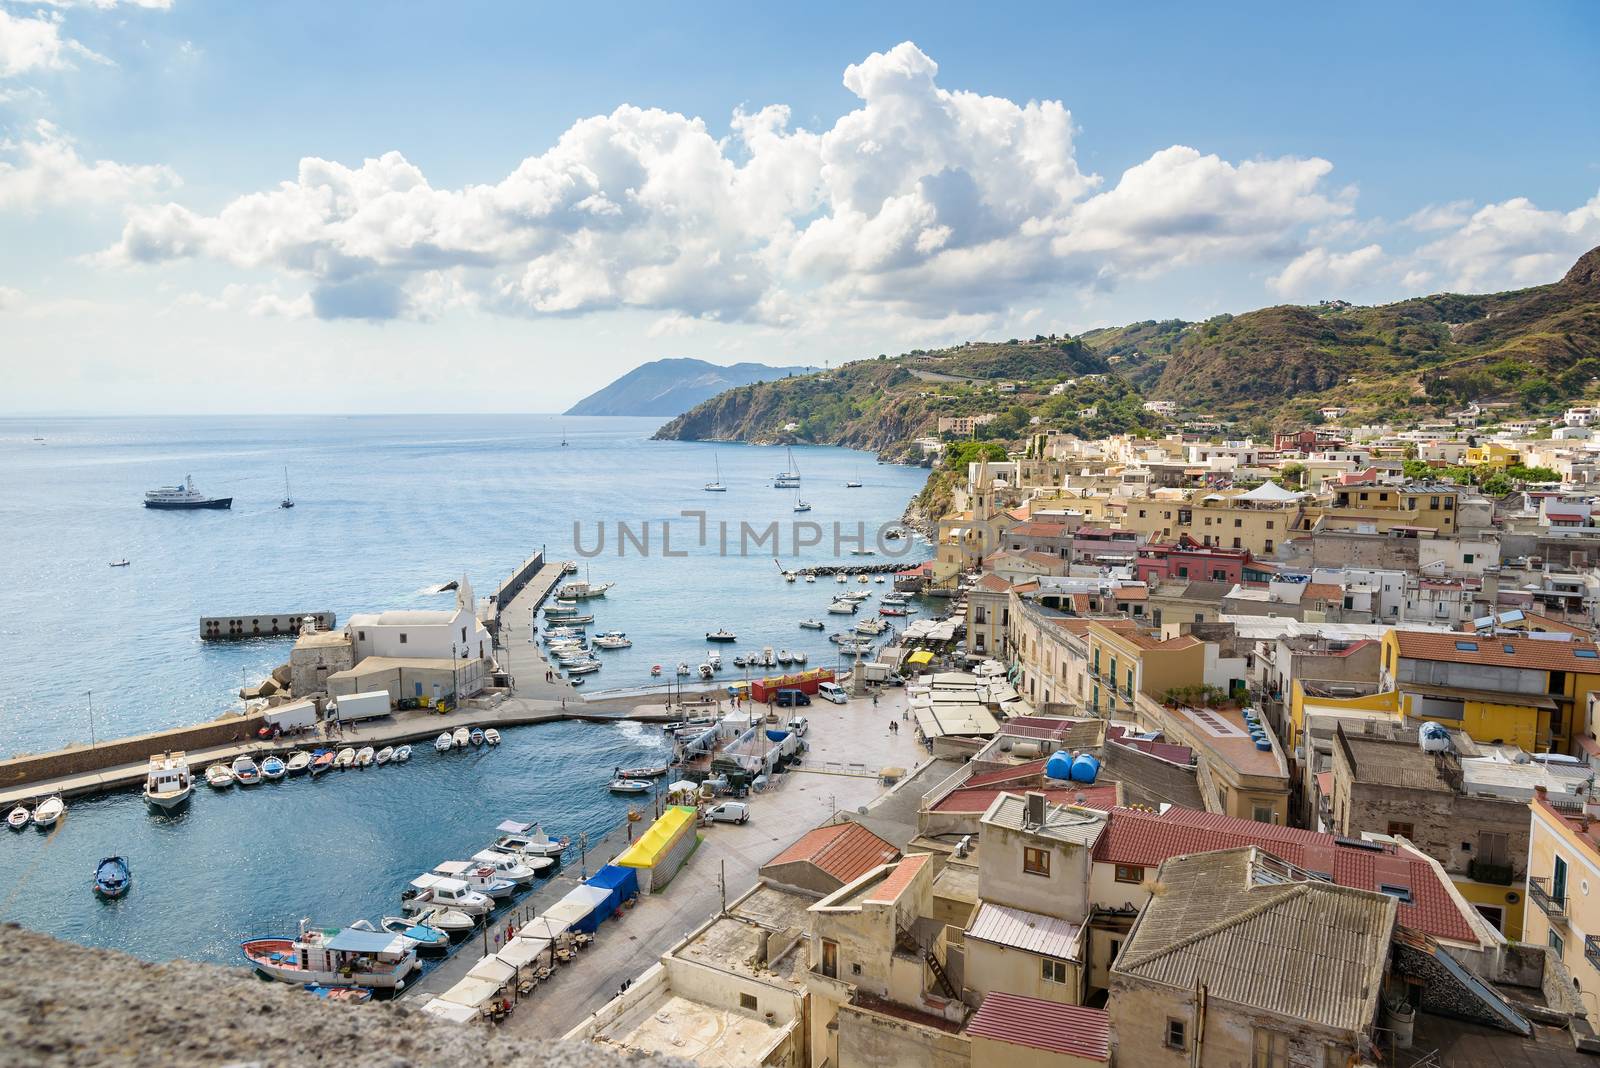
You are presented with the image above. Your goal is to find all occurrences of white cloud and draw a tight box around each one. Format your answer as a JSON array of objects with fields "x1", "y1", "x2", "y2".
[
  {"x1": 1413, "y1": 191, "x2": 1600, "y2": 292},
  {"x1": 1403, "y1": 199, "x2": 1474, "y2": 232},
  {"x1": 0, "y1": 284, "x2": 19, "y2": 309},
  {"x1": 0, "y1": 119, "x2": 177, "y2": 210},
  {"x1": 97, "y1": 41, "x2": 1361, "y2": 324},
  {"x1": 1268, "y1": 243, "x2": 1386, "y2": 298},
  {"x1": 0, "y1": 9, "x2": 110, "y2": 77}
]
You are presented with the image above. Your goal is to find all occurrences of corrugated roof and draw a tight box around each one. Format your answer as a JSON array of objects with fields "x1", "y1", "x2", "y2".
[
  {"x1": 967, "y1": 993, "x2": 1109, "y2": 1061},
  {"x1": 763, "y1": 823, "x2": 900, "y2": 885},
  {"x1": 1394, "y1": 630, "x2": 1600, "y2": 673},
  {"x1": 864, "y1": 853, "x2": 929, "y2": 904},
  {"x1": 1114, "y1": 848, "x2": 1394, "y2": 1033},
  {"x1": 967, "y1": 902, "x2": 1083, "y2": 960},
  {"x1": 1092, "y1": 806, "x2": 1475, "y2": 943}
]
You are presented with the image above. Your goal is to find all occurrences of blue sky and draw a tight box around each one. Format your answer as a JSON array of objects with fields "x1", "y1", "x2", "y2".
[{"x1": 2, "y1": 1, "x2": 1597, "y2": 413}]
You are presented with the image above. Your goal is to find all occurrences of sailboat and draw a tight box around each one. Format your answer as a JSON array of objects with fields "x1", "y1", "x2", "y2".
[
  {"x1": 280, "y1": 466, "x2": 295, "y2": 509},
  {"x1": 774, "y1": 446, "x2": 801, "y2": 488},
  {"x1": 846, "y1": 464, "x2": 862, "y2": 488},
  {"x1": 561, "y1": 427, "x2": 569, "y2": 447},
  {"x1": 793, "y1": 491, "x2": 811, "y2": 513},
  {"x1": 704, "y1": 451, "x2": 727, "y2": 492}
]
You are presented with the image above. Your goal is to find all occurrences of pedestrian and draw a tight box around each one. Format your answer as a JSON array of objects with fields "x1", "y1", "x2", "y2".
[{"x1": 872, "y1": 693, "x2": 879, "y2": 707}]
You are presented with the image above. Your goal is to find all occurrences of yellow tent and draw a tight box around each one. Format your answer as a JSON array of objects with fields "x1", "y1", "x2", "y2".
[
  {"x1": 616, "y1": 805, "x2": 697, "y2": 870},
  {"x1": 907, "y1": 650, "x2": 934, "y2": 665}
]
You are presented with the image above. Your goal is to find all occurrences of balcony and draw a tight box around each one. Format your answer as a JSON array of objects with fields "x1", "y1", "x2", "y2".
[
  {"x1": 1589, "y1": 936, "x2": 1600, "y2": 974},
  {"x1": 1530, "y1": 876, "x2": 1567, "y2": 921},
  {"x1": 1467, "y1": 858, "x2": 1515, "y2": 886}
]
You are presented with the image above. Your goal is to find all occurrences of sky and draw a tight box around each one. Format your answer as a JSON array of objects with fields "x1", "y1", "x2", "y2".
[{"x1": 1, "y1": 1, "x2": 1597, "y2": 414}]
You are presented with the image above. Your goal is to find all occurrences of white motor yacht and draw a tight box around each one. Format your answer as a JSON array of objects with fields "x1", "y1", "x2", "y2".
[
  {"x1": 433, "y1": 861, "x2": 515, "y2": 900},
  {"x1": 400, "y1": 874, "x2": 493, "y2": 916},
  {"x1": 143, "y1": 752, "x2": 193, "y2": 810},
  {"x1": 493, "y1": 821, "x2": 569, "y2": 859},
  {"x1": 471, "y1": 849, "x2": 539, "y2": 885}
]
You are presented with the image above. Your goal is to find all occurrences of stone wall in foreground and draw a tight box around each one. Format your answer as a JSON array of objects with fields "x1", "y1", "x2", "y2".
[{"x1": 0, "y1": 923, "x2": 691, "y2": 1068}]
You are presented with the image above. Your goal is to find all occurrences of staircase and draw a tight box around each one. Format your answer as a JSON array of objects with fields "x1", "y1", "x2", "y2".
[{"x1": 898, "y1": 921, "x2": 958, "y2": 1000}]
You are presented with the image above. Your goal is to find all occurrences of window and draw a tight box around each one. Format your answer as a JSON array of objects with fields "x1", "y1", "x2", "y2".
[
  {"x1": 820, "y1": 938, "x2": 838, "y2": 979},
  {"x1": 1041, "y1": 957, "x2": 1068, "y2": 984},
  {"x1": 399, "y1": 633, "x2": 407, "y2": 645},
  {"x1": 1265, "y1": 519, "x2": 1275, "y2": 530},
  {"x1": 740, "y1": 993, "x2": 758, "y2": 1010},
  {"x1": 1379, "y1": 883, "x2": 1413, "y2": 903},
  {"x1": 1234, "y1": 518, "x2": 1243, "y2": 528},
  {"x1": 1023, "y1": 846, "x2": 1051, "y2": 877},
  {"x1": 460, "y1": 626, "x2": 467, "y2": 642},
  {"x1": 1549, "y1": 928, "x2": 1565, "y2": 956},
  {"x1": 975, "y1": 606, "x2": 987, "y2": 624},
  {"x1": 1109, "y1": 937, "x2": 1122, "y2": 963},
  {"x1": 1252, "y1": 1029, "x2": 1290, "y2": 1068},
  {"x1": 357, "y1": 630, "x2": 366, "y2": 641},
  {"x1": 1253, "y1": 805, "x2": 1276, "y2": 824},
  {"x1": 1430, "y1": 496, "x2": 1441, "y2": 510},
  {"x1": 1232, "y1": 537, "x2": 1242, "y2": 549},
  {"x1": 1139, "y1": 509, "x2": 1147, "y2": 518},
  {"x1": 1464, "y1": 553, "x2": 1475, "y2": 564},
  {"x1": 1114, "y1": 864, "x2": 1145, "y2": 884},
  {"x1": 1387, "y1": 821, "x2": 1414, "y2": 838},
  {"x1": 1264, "y1": 540, "x2": 1274, "y2": 553},
  {"x1": 1165, "y1": 1018, "x2": 1187, "y2": 1051}
]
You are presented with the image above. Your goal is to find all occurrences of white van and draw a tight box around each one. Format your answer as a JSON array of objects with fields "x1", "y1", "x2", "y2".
[
  {"x1": 816, "y1": 682, "x2": 848, "y2": 705},
  {"x1": 786, "y1": 716, "x2": 810, "y2": 736}
]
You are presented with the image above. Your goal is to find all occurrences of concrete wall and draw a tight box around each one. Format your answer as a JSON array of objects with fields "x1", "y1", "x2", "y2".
[
  {"x1": 969, "y1": 1034, "x2": 1103, "y2": 1068},
  {"x1": 1108, "y1": 977, "x2": 1358, "y2": 1068},
  {"x1": 0, "y1": 711, "x2": 265, "y2": 791},
  {"x1": 836, "y1": 1003, "x2": 970, "y2": 1068},
  {"x1": 493, "y1": 549, "x2": 547, "y2": 612},
  {"x1": 977, "y1": 821, "x2": 1092, "y2": 922},
  {"x1": 963, "y1": 938, "x2": 1082, "y2": 1006},
  {"x1": 662, "y1": 954, "x2": 803, "y2": 1025}
]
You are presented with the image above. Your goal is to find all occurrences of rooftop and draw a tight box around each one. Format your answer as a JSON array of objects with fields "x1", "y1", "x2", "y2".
[
  {"x1": 981, "y1": 793, "x2": 1107, "y2": 849},
  {"x1": 966, "y1": 993, "x2": 1109, "y2": 1062},
  {"x1": 763, "y1": 822, "x2": 901, "y2": 887},
  {"x1": 967, "y1": 902, "x2": 1084, "y2": 961},
  {"x1": 595, "y1": 990, "x2": 789, "y2": 1067},
  {"x1": 1393, "y1": 630, "x2": 1600, "y2": 673}
]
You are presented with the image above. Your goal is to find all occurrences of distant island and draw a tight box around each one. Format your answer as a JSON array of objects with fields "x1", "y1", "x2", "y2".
[{"x1": 566, "y1": 357, "x2": 819, "y2": 417}]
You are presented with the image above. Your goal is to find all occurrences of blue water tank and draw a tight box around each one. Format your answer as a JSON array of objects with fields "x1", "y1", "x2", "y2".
[
  {"x1": 1254, "y1": 739, "x2": 1272, "y2": 751},
  {"x1": 1070, "y1": 753, "x2": 1100, "y2": 784},
  {"x1": 1044, "y1": 749, "x2": 1075, "y2": 781}
]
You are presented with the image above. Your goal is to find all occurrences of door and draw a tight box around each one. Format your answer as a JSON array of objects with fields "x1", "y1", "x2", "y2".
[
  {"x1": 821, "y1": 938, "x2": 838, "y2": 979},
  {"x1": 1554, "y1": 854, "x2": 1569, "y2": 902}
]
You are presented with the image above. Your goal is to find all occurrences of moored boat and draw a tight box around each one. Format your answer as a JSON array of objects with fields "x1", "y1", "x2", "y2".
[
  {"x1": 558, "y1": 579, "x2": 614, "y2": 599},
  {"x1": 376, "y1": 916, "x2": 452, "y2": 954},
  {"x1": 608, "y1": 778, "x2": 651, "y2": 794},
  {"x1": 355, "y1": 747, "x2": 375, "y2": 768},
  {"x1": 304, "y1": 984, "x2": 372, "y2": 1003},
  {"x1": 94, "y1": 856, "x2": 131, "y2": 899},
  {"x1": 400, "y1": 874, "x2": 492, "y2": 916},
  {"x1": 483, "y1": 729, "x2": 500, "y2": 746},
  {"x1": 232, "y1": 755, "x2": 261, "y2": 785},
  {"x1": 260, "y1": 755, "x2": 287, "y2": 781},
  {"x1": 374, "y1": 746, "x2": 394, "y2": 766},
  {"x1": 285, "y1": 751, "x2": 312, "y2": 776},
  {"x1": 143, "y1": 751, "x2": 193, "y2": 810},
  {"x1": 471, "y1": 849, "x2": 539, "y2": 885},
  {"x1": 335, "y1": 747, "x2": 356, "y2": 770},
  {"x1": 242, "y1": 920, "x2": 419, "y2": 991},
  {"x1": 404, "y1": 906, "x2": 476, "y2": 939},
  {"x1": 310, "y1": 749, "x2": 336, "y2": 775},
  {"x1": 492, "y1": 821, "x2": 569, "y2": 859},
  {"x1": 617, "y1": 763, "x2": 670, "y2": 779},
  {"x1": 433, "y1": 861, "x2": 515, "y2": 900},
  {"x1": 32, "y1": 796, "x2": 64, "y2": 828},
  {"x1": 434, "y1": 732, "x2": 452, "y2": 753},
  {"x1": 566, "y1": 658, "x2": 602, "y2": 675},
  {"x1": 206, "y1": 763, "x2": 235, "y2": 788},
  {"x1": 451, "y1": 727, "x2": 470, "y2": 748},
  {"x1": 468, "y1": 729, "x2": 485, "y2": 747},
  {"x1": 6, "y1": 804, "x2": 30, "y2": 830},
  {"x1": 394, "y1": 745, "x2": 412, "y2": 763}
]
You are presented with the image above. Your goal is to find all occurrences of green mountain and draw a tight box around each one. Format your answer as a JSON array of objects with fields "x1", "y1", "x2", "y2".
[
  {"x1": 565, "y1": 358, "x2": 819, "y2": 417},
  {"x1": 653, "y1": 245, "x2": 1600, "y2": 450}
]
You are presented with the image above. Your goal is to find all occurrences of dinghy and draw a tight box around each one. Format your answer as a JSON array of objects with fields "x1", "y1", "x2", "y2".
[
  {"x1": 608, "y1": 778, "x2": 651, "y2": 794},
  {"x1": 335, "y1": 747, "x2": 356, "y2": 769},
  {"x1": 393, "y1": 745, "x2": 412, "y2": 763},
  {"x1": 354, "y1": 747, "x2": 375, "y2": 768},
  {"x1": 7, "y1": 804, "x2": 31, "y2": 830},
  {"x1": 285, "y1": 751, "x2": 312, "y2": 776},
  {"x1": 434, "y1": 733, "x2": 452, "y2": 753},
  {"x1": 94, "y1": 856, "x2": 131, "y2": 898},
  {"x1": 451, "y1": 727, "x2": 470, "y2": 748},
  {"x1": 469, "y1": 728, "x2": 485, "y2": 746},
  {"x1": 483, "y1": 729, "x2": 501, "y2": 746},
  {"x1": 374, "y1": 746, "x2": 394, "y2": 766},
  {"x1": 32, "y1": 796, "x2": 64, "y2": 828},
  {"x1": 260, "y1": 755, "x2": 287, "y2": 781},
  {"x1": 205, "y1": 763, "x2": 235, "y2": 788},
  {"x1": 231, "y1": 755, "x2": 261, "y2": 786},
  {"x1": 309, "y1": 749, "x2": 335, "y2": 775}
]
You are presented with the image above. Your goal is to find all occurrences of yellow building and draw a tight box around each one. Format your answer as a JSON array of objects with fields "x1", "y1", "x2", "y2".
[
  {"x1": 1115, "y1": 484, "x2": 1300, "y2": 557},
  {"x1": 1524, "y1": 790, "x2": 1600, "y2": 1008},
  {"x1": 1288, "y1": 680, "x2": 1405, "y2": 752},
  {"x1": 1085, "y1": 622, "x2": 1203, "y2": 720},
  {"x1": 1380, "y1": 629, "x2": 1600, "y2": 754},
  {"x1": 1300, "y1": 484, "x2": 1460, "y2": 536},
  {"x1": 1465, "y1": 441, "x2": 1523, "y2": 470}
]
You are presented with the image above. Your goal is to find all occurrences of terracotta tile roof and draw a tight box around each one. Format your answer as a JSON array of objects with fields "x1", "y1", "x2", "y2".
[
  {"x1": 764, "y1": 823, "x2": 899, "y2": 885},
  {"x1": 1393, "y1": 630, "x2": 1600, "y2": 673},
  {"x1": 967, "y1": 994, "x2": 1109, "y2": 1061},
  {"x1": 1112, "y1": 586, "x2": 1148, "y2": 601},
  {"x1": 864, "y1": 853, "x2": 930, "y2": 904},
  {"x1": 1092, "y1": 807, "x2": 1476, "y2": 943},
  {"x1": 1302, "y1": 582, "x2": 1342, "y2": 600},
  {"x1": 975, "y1": 574, "x2": 1013, "y2": 593}
]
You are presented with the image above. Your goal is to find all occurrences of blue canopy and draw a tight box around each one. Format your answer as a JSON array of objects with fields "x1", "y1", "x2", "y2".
[
  {"x1": 584, "y1": 864, "x2": 639, "y2": 924},
  {"x1": 325, "y1": 929, "x2": 404, "y2": 954}
]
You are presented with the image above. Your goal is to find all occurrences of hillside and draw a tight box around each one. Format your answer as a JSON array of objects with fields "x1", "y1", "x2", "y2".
[
  {"x1": 565, "y1": 357, "x2": 818, "y2": 417},
  {"x1": 654, "y1": 245, "x2": 1600, "y2": 453}
]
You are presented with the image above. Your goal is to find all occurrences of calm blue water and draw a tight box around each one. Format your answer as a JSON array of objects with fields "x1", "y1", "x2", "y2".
[{"x1": 0, "y1": 415, "x2": 928, "y2": 962}]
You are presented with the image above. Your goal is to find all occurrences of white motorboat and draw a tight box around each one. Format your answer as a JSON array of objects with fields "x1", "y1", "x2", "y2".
[
  {"x1": 483, "y1": 729, "x2": 500, "y2": 746},
  {"x1": 706, "y1": 629, "x2": 737, "y2": 642},
  {"x1": 855, "y1": 617, "x2": 889, "y2": 635},
  {"x1": 793, "y1": 651, "x2": 808, "y2": 665},
  {"x1": 698, "y1": 663, "x2": 714, "y2": 680},
  {"x1": 242, "y1": 920, "x2": 419, "y2": 991},
  {"x1": 353, "y1": 917, "x2": 447, "y2": 957},
  {"x1": 608, "y1": 779, "x2": 651, "y2": 794},
  {"x1": 451, "y1": 728, "x2": 470, "y2": 748},
  {"x1": 433, "y1": 861, "x2": 515, "y2": 900},
  {"x1": 143, "y1": 752, "x2": 193, "y2": 810},
  {"x1": 493, "y1": 822, "x2": 569, "y2": 859},
  {"x1": 110, "y1": 559, "x2": 130, "y2": 568},
  {"x1": 404, "y1": 906, "x2": 475, "y2": 939},
  {"x1": 543, "y1": 600, "x2": 581, "y2": 617},
  {"x1": 335, "y1": 747, "x2": 356, "y2": 769},
  {"x1": 471, "y1": 849, "x2": 539, "y2": 885},
  {"x1": 804, "y1": 574, "x2": 816, "y2": 583},
  {"x1": 800, "y1": 619, "x2": 825, "y2": 630},
  {"x1": 874, "y1": 576, "x2": 886, "y2": 584},
  {"x1": 676, "y1": 662, "x2": 691, "y2": 676},
  {"x1": 793, "y1": 498, "x2": 811, "y2": 513},
  {"x1": 707, "y1": 651, "x2": 723, "y2": 671},
  {"x1": 880, "y1": 594, "x2": 909, "y2": 606},
  {"x1": 32, "y1": 796, "x2": 64, "y2": 828},
  {"x1": 836, "y1": 574, "x2": 847, "y2": 583},
  {"x1": 559, "y1": 579, "x2": 613, "y2": 600},
  {"x1": 776, "y1": 650, "x2": 792, "y2": 666},
  {"x1": 394, "y1": 745, "x2": 412, "y2": 763},
  {"x1": 435, "y1": 732, "x2": 453, "y2": 753},
  {"x1": 566, "y1": 658, "x2": 602, "y2": 675},
  {"x1": 401, "y1": 873, "x2": 493, "y2": 916},
  {"x1": 759, "y1": 647, "x2": 777, "y2": 667},
  {"x1": 7, "y1": 805, "x2": 30, "y2": 830},
  {"x1": 143, "y1": 475, "x2": 231, "y2": 510},
  {"x1": 827, "y1": 601, "x2": 856, "y2": 614},
  {"x1": 592, "y1": 631, "x2": 631, "y2": 649},
  {"x1": 205, "y1": 763, "x2": 234, "y2": 788},
  {"x1": 469, "y1": 729, "x2": 485, "y2": 747},
  {"x1": 374, "y1": 746, "x2": 394, "y2": 766},
  {"x1": 231, "y1": 754, "x2": 261, "y2": 786},
  {"x1": 285, "y1": 751, "x2": 312, "y2": 776}
]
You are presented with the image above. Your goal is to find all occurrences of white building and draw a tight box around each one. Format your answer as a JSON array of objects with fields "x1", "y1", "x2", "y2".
[{"x1": 348, "y1": 576, "x2": 492, "y2": 664}]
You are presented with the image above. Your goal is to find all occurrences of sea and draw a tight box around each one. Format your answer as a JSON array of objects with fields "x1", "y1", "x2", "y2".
[{"x1": 0, "y1": 415, "x2": 928, "y2": 963}]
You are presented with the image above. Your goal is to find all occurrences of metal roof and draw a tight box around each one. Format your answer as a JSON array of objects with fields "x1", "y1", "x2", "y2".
[
  {"x1": 966, "y1": 993, "x2": 1109, "y2": 1061},
  {"x1": 967, "y1": 902, "x2": 1083, "y2": 960},
  {"x1": 982, "y1": 793, "x2": 1107, "y2": 849}
]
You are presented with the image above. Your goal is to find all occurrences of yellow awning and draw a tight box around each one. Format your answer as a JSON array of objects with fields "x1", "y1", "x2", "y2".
[
  {"x1": 615, "y1": 805, "x2": 697, "y2": 869},
  {"x1": 907, "y1": 650, "x2": 934, "y2": 665}
]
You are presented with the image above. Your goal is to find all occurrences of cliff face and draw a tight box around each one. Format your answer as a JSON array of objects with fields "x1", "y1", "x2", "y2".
[{"x1": 0, "y1": 924, "x2": 684, "y2": 1068}]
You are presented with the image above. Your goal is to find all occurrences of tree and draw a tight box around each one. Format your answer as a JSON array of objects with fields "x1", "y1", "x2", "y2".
[{"x1": 1279, "y1": 462, "x2": 1307, "y2": 489}]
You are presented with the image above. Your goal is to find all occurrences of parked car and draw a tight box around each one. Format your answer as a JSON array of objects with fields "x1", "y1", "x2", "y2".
[
  {"x1": 816, "y1": 682, "x2": 848, "y2": 704},
  {"x1": 785, "y1": 716, "x2": 810, "y2": 735},
  {"x1": 775, "y1": 689, "x2": 811, "y2": 707},
  {"x1": 705, "y1": 801, "x2": 750, "y2": 825}
]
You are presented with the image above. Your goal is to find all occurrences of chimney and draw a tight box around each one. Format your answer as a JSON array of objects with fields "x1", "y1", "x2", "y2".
[{"x1": 1025, "y1": 791, "x2": 1046, "y2": 828}]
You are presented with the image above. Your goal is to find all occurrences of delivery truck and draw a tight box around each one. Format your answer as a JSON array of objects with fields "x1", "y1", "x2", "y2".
[
  {"x1": 262, "y1": 699, "x2": 318, "y2": 733},
  {"x1": 331, "y1": 690, "x2": 392, "y2": 723}
]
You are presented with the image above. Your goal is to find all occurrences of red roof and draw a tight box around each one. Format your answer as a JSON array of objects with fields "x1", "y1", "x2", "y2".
[
  {"x1": 967, "y1": 993, "x2": 1109, "y2": 1061},
  {"x1": 865, "y1": 853, "x2": 929, "y2": 903},
  {"x1": 764, "y1": 823, "x2": 900, "y2": 885},
  {"x1": 963, "y1": 758, "x2": 1050, "y2": 788},
  {"x1": 1394, "y1": 630, "x2": 1600, "y2": 673},
  {"x1": 1092, "y1": 807, "x2": 1476, "y2": 943},
  {"x1": 1105, "y1": 726, "x2": 1193, "y2": 765}
]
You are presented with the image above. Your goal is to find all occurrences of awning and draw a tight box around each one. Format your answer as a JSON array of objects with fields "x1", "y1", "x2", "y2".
[
  {"x1": 466, "y1": 956, "x2": 517, "y2": 985},
  {"x1": 421, "y1": 998, "x2": 479, "y2": 1023},
  {"x1": 907, "y1": 650, "x2": 934, "y2": 665},
  {"x1": 498, "y1": 937, "x2": 552, "y2": 969},
  {"x1": 497, "y1": 819, "x2": 532, "y2": 834},
  {"x1": 439, "y1": 976, "x2": 504, "y2": 1009},
  {"x1": 324, "y1": 929, "x2": 406, "y2": 954},
  {"x1": 518, "y1": 915, "x2": 571, "y2": 941}
]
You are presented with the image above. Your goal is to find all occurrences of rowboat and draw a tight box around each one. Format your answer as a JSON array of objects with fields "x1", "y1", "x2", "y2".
[
  {"x1": 617, "y1": 764, "x2": 670, "y2": 779},
  {"x1": 452, "y1": 727, "x2": 470, "y2": 748},
  {"x1": 608, "y1": 779, "x2": 651, "y2": 794},
  {"x1": 469, "y1": 729, "x2": 485, "y2": 746},
  {"x1": 355, "y1": 747, "x2": 375, "y2": 768},
  {"x1": 483, "y1": 729, "x2": 501, "y2": 746},
  {"x1": 94, "y1": 856, "x2": 131, "y2": 898},
  {"x1": 260, "y1": 755, "x2": 287, "y2": 781},
  {"x1": 32, "y1": 796, "x2": 64, "y2": 828},
  {"x1": 310, "y1": 749, "x2": 336, "y2": 775},
  {"x1": 394, "y1": 745, "x2": 412, "y2": 763},
  {"x1": 374, "y1": 746, "x2": 394, "y2": 766},
  {"x1": 6, "y1": 805, "x2": 29, "y2": 830},
  {"x1": 206, "y1": 763, "x2": 235, "y2": 788},
  {"x1": 231, "y1": 755, "x2": 261, "y2": 786},
  {"x1": 285, "y1": 751, "x2": 312, "y2": 776},
  {"x1": 335, "y1": 747, "x2": 356, "y2": 769}
]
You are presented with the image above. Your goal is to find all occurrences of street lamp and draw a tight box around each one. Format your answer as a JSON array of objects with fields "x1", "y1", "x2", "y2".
[{"x1": 85, "y1": 690, "x2": 96, "y2": 748}]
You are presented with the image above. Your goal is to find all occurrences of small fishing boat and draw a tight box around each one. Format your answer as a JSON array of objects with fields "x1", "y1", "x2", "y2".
[
  {"x1": 403, "y1": 906, "x2": 475, "y2": 940},
  {"x1": 143, "y1": 752, "x2": 193, "y2": 809},
  {"x1": 375, "y1": 916, "x2": 452, "y2": 955},
  {"x1": 260, "y1": 755, "x2": 287, "y2": 781},
  {"x1": 784, "y1": 570, "x2": 797, "y2": 583},
  {"x1": 232, "y1": 754, "x2": 261, "y2": 786},
  {"x1": 793, "y1": 651, "x2": 808, "y2": 664},
  {"x1": 285, "y1": 751, "x2": 312, "y2": 776},
  {"x1": 435, "y1": 732, "x2": 453, "y2": 753},
  {"x1": 561, "y1": 560, "x2": 579, "y2": 574},
  {"x1": 617, "y1": 764, "x2": 670, "y2": 779},
  {"x1": 304, "y1": 984, "x2": 371, "y2": 1003},
  {"x1": 676, "y1": 662, "x2": 691, "y2": 676},
  {"x1": 776, "y1": 650, "x2": 792, "y2": 666},
  {"x1": 707, "y1": 651, "x2": 723, "y2": 671},
  {"x1": 493, "y1": 822, "x2": 569, "y2": 859},
  {"x1": 310, "y1": 749, "x2": 335, "y2": 775},
  {"x1": 804, "y1": 574, "x2": 816, "y2": 583},
  {"x1": 242, "y1": 920, "x2": 419, "y2": 991},
  {"x1": 880, "y1": 606, "x2": 909, "y2": 616},
  {"x1": 608, "y1": 778, "x2": 651, "y2": 794},
  {"x1": 706, "y1": 629, "x2": 737, "y2": 642},
  {"x1": 732, "y1": 655, "x2": 747, "y2": 668},
  {"x1": 400, "y1": 874, "x2": 493, "y2": 916},
  {"x1": 94, "y1": 856, "x2": 131, "y2": 899},
  {"x1": 543, "y1": 601, "x2": 581, "y2": 617},
  {"x1": 393, "y1": 745, "x2": 412, "y2": 763},
  {"x1": 880, "y1": 594, "x2": 909, "y2": 606},
  {"x1": 109, "y1": 559, "x2": 130, "y2": 568},
  {"x1": 355, "y1": 747, "x2": 375, "y2": 768},
  {"x1": 335, "y1": 747, "x2": 357, "y2": 770},
  {"x1": 800, "y1": 619, "x2": 825, "y2": 630},
  {"x1": 433, "y1": 861, "x2": 515, "y2": 900},
  {"x1": 451, "y1": 727, "x2": 470, "y2": 748},
  {"x1": 483, "y1": 729, "x2": 500, "y2": 746},
  {"x1": 827, "y1": 601, "x2": 856, "y2": 614},
  {"x1": 566, "y1": 658, "x2": 602, "y2": 675},
  {"x1": 33, "y1": 796, "x2": 64, "y2": 828},
  {"x1": 874, "y1": 576, "x2": 886, "y2": 584},
  {"x1": 7, "y1": 805, "x2": 31, "y2": 830},
  {"x1": 836, "y1": 574, "x2": 848, "y2": 583},
  {"x1": 374, "y1": 746, "x2": 394, "y2": 766},
  {"x1": 650, "y1": 664, "x2": 662, "y2": 676},
  {"x1": 206, "y1": 763, "x2": 235, "y2": 789},
  {"x1": 558, "y1": 579, "x2": 614, "y2": 600},
  {"x1": 471, "y1": 849, "x2": 540, "y2": 885},
  {"x1": 468, "y1": 729, "x2": 485, "y2": 747},
  {"x1": 698, "y1": 663, "x2": 713, "y2": 680},
  {"x1": 592, "y1": 632, "x2": 631, "y2": 649}
]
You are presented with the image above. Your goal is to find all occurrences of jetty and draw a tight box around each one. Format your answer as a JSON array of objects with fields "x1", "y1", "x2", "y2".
[{"x1": 200, "y1": 612, "x2": 335, "y2": 640}]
